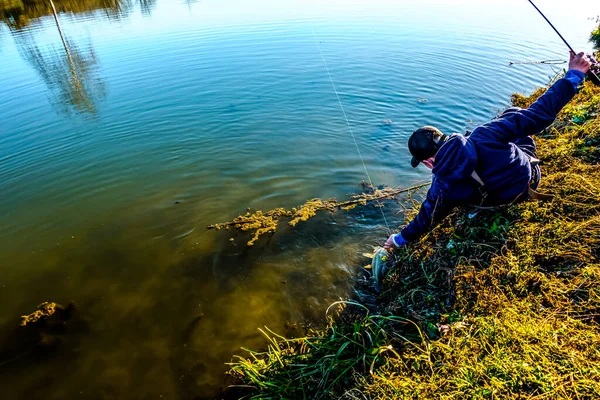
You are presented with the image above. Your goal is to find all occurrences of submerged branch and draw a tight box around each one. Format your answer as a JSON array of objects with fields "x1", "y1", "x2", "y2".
[
  {"x1": 508, "y1": 59, "x2": 566, "y2": 66},
  {"x1": 207, "y1": 182, "x2": 431, "y2": 246}
]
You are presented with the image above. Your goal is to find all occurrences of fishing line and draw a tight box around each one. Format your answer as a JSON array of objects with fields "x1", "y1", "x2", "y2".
[{"x1": 312, "y1": 30, "x2": 392, "y2": 235}]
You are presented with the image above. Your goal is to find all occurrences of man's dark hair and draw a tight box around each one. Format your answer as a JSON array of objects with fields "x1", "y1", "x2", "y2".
[{"x1": 408, "y1": 126, "x2": 447, "y2": 168}]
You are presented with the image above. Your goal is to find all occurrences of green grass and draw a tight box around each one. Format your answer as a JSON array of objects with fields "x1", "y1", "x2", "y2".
[
  {"x1": 228, "y1": 303, "x2": 425, "y2": 400},
  {"x1": 591, "y1": 24, "x2": 600, "y2": 50},
  {"x1": 227, "y1": 67, "x2": 600, "y2": 400}
]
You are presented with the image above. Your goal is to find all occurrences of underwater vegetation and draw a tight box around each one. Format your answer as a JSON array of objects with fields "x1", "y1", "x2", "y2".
[{"x1": 226, "y1": 49, "x2": 600, "y2": 399}]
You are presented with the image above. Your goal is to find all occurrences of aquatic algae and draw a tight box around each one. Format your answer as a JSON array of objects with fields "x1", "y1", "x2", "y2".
[
  {"x1": 210, "y1": 208, "x2": 292, "y2": 246},
  {"x1": 289, "y1": 198, "x2": 336, "y2": 226},
  {"x1": 208, "y1": 184, "x2": 430, "y2": 246},
  {"x1": 20, "y1": 302, "x2": 58, "y2": 326}
]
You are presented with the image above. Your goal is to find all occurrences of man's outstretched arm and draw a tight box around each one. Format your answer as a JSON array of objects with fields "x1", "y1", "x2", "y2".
[{"x1": 473, "y1": 52, "x2": 590, "y2": 144}]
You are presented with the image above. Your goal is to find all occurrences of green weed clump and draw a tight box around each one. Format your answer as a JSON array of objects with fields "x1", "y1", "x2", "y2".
[
  {"x1": 228, "y1": 80, "x2": 600, "y2": 399},
  {"x1": 561, "y1": 81, "x2": 600, "y2": 124},
  {"x1": 590, "y1": 24, "x2": 600, "y2": 50}
]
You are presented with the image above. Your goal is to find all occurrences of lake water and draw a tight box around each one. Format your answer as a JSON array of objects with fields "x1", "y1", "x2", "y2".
[{"x1": 0, "y1": 0, "x2": 598, "y2": 398}]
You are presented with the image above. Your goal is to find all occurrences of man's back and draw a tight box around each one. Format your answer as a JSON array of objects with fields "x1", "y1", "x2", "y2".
[{"x1": 468, "y1": 75, "x2": 580, "y2": 201}]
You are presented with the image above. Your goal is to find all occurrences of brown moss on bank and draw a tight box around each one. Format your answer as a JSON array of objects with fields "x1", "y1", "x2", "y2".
[{"x1": 227, "y1": 78, "x2": 600, "y2": 399}]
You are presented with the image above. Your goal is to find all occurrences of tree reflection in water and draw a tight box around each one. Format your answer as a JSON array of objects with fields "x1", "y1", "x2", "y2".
[
  {"x1": 138, "y1": 0, "x2": 156, "y2": 16},
  {"x1": 1, "y1": 0, "x2": 159, "y2": 115},
  {"x1": 14, "y1": 29, "x2": 105, "y2": 115}
]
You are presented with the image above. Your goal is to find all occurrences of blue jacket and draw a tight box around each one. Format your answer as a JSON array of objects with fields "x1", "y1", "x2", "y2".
[{"x1": 398, "y1": 70, "x2": 584, "y2": 243}]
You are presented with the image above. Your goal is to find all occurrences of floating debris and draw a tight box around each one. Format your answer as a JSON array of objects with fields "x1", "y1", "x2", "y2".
[
  {"x1": 208, "y1": 183, "x2": 431, "y2": 246},
  {"x1": 382, "y1": 119, "x2": 393, "y2": 124},
  {"x1": 508, "y1": 59, "x2": 566, "y2": 66}
]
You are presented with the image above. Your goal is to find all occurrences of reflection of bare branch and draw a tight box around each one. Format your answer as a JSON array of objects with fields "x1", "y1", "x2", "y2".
[
  {"x1": 138, "y1": 0, "x2": 156, "y2": 16},
  {"x1": 47, "y1": 0, "x2": 68, "y2": 51},
  {"x1": 48, "y1": 0, "x2": 94, "y2": 112},
  {"x1": 185, "y1": 0, "x2": 197, "y2": 12},
  {"x1": 14, "y1": 29, "x2": 105, "y2": 115}
]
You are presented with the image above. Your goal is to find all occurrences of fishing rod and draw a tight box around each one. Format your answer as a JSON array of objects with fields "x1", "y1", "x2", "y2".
[
  {"x1": 527, "y1": 0, "x2": 575, "y2": 53},
  {"x1": 526, "y1": 0, "x2": 600, "y2": 84}
]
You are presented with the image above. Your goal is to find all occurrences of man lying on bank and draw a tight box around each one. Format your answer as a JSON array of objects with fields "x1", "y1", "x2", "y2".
[{"x1": 382, "y1": 52, "x2": 592, "y2": 261}]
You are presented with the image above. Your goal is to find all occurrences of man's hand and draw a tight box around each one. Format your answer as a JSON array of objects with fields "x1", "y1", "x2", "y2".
[
  {"x1": 383, "y1": 233, "x2": 408, "y2": 250},
  {"x1": 569, "y1": 51, "x2": 591, "y2": 74},
  {"x1": 383, "y1": 235, "x2": 396, "y2": 250}
]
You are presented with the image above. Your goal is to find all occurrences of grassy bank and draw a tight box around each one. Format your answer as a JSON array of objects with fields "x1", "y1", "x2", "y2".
[{"x1": 227, "y1": 55, "x2": 600, "y2": 399}]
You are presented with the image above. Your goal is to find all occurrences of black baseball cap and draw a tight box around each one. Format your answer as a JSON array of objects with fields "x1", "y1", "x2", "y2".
[{"x1": 408, "y1": 126, "x2": 445, "y2": 168}]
